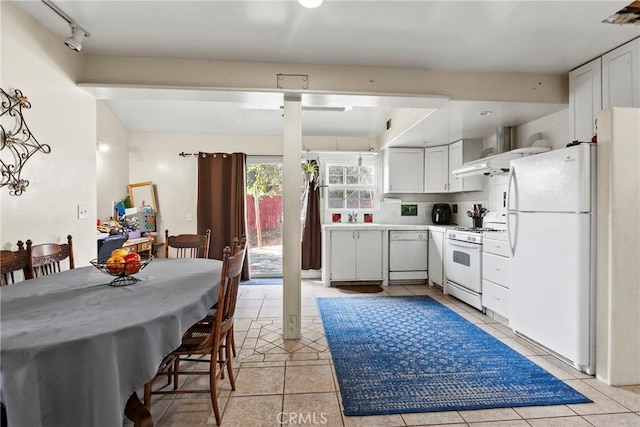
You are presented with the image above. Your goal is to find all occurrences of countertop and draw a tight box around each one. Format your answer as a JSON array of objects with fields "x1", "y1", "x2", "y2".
[{"x1": 322, "y1": 223, "x2": 458, "y2": 231}]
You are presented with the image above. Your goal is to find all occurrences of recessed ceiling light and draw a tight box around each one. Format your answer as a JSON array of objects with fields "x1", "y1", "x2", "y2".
[
  {"x1": 479, "y1": 111, "x2": 493, "y2": 116},
  {"x1": 298, "y1": 0, "x2": 323, "y2": 8}
]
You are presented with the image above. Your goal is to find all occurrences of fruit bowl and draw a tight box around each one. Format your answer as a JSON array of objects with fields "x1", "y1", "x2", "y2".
[{"x1": 90, "y1": 255, "x2": 153, "y2": 287}]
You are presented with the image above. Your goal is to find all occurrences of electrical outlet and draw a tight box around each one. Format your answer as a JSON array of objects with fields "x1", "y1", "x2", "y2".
[{"x1": 186, "y1": 213, "x2": 193, "y2": 222}]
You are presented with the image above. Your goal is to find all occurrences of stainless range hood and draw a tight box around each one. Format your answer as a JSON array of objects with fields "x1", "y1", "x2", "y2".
[{"x1": 452, "y1": 127, "x2": 550, "y2": 178}]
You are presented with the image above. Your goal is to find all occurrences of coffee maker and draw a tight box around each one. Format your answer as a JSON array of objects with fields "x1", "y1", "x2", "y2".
[{"x1": 431, "y1": 204, "x2": 452, "y2": 225}]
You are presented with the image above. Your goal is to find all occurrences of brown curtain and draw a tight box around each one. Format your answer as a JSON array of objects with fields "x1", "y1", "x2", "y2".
[
  {"x1": 302, "y1": 163, "x2": 322, "y2": 270},
  {"x1": 197, "y1": 152, "x2": 250, "y2": 279}
]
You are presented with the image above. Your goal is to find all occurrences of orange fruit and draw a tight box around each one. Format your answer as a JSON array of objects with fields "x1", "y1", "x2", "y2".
[
  {"x1": 106, "y1": 255, "x2": 125, "y2": 274},
  {"x1": 111, "y1": 248, "x2": 128, "y2": 258}
]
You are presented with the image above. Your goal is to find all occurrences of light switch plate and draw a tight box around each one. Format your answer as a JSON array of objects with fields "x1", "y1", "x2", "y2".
[{"x1": 77, "y1": 205, "x2": 88, "y2": 220}]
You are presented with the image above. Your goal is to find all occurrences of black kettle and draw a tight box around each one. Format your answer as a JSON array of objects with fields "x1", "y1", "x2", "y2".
[{"x1": 431, "y1": 204, "x2": 452, "y2": 225}]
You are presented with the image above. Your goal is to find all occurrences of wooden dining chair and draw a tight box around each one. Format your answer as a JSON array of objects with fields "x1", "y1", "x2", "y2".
[
  {"x1": 226, "y1": 236, "x2": 246, "y2": 357},
  {"x1": 144, "y1": 241, "x2": 247, "y2": 426},
  {"x1": 97, "y1": 235, "x2": 128, "y2": 262},
  {"x1": 1, "y1": 240, "x2": 33, "y2": 285},
  {"x1": 164, "y1": 229, "x2": 211, "y2": 258},
  {"x1": 31, "y1": 235, "x2": 75, "y2": 277}
]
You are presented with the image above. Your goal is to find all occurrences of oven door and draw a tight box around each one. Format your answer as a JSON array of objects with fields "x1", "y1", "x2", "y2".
[{"x1": 445, "y1": 239, "x2": 482, "y2": 293}]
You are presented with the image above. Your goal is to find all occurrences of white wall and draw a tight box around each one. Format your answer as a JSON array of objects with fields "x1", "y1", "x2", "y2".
[
  {"x1": 515, "y1": 108, "x2": 569, "y2": 151},
  {"x1": 128, "y1": 133, "x2": 378, "y2": 238},
  {"x1": 97, "y1": 101, "x2": 129, "y2": 222},
  {"x1": 128, "y1": 133, "x2": 284, "y2": 239},
  {"x1": 0, "y1": 3, "x2": 97, "y2": 267}
]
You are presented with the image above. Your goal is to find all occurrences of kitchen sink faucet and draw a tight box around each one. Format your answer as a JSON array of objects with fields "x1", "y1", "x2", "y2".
[{"x1": 348, "y1": 212, "x2": 358, "y2": 223}]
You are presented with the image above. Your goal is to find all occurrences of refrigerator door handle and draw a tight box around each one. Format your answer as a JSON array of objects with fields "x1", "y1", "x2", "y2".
[
  {"x1": 507, "y1": 167, "x2": 517, "y2": 256},
  {"x1": 507, "y1": 166, "x2": 516, "y2": 211},
  {"x1": 507, "y1": 212, "x2": 517, "y2": 256}
]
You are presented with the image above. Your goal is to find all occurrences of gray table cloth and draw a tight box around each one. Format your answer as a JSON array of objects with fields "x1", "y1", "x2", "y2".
[{"x1": 1, "y1": 258, "x2": 222, "y2": 427}]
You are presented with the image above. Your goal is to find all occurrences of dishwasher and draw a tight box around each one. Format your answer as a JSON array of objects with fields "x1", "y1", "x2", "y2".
[{"x1": 389, "y1": 231, "x2": 429, "y2": 283}]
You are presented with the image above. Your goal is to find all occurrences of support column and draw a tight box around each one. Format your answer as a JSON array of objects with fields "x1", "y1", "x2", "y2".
[
  {"x1": 282, "y1": 94, "x2": 302, "y2": 340},
  {"x1": 595, "y1": 108, "x2": 640, "y2": 385}
]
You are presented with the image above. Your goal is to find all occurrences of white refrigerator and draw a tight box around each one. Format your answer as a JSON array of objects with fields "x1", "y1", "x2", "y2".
[{"x1": 507, "y1": 143, "x2": 596, "y2": 374}]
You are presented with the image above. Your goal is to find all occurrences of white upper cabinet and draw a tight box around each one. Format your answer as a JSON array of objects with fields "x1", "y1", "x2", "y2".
[
  {"x1": 602, "y1": 37, "x2": 640, "y2": 109},
  {"x1": 569, "y1": 57, "x2": 602, "y2": 142},
  {"x1": 424, "y1": 145, "x2": 448, "y2": 193},
  {"x1": 384, "y1": 147, "x2": 424, "y2": 193},
  {"x1": 447, "y1": 140, "x2": 483, "y2": 192}
]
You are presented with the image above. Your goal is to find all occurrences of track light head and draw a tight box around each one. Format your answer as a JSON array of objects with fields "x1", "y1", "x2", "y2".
[{"x1": 65, "y1": 25, "x2": 86, "y2": 51}]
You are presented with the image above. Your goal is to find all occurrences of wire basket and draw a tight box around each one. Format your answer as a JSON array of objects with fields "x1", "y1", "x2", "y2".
[{"x1": 90, "y1": 256, "x2": 153, "y2": 286}]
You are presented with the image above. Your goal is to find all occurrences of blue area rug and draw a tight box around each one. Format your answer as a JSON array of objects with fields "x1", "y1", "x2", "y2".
[
  {"x1": 240, "y1": 278, "x2": 282, "y2": 286},
  {"x1": 318, "y1": 296, "x2": 591, "y2": 416}
]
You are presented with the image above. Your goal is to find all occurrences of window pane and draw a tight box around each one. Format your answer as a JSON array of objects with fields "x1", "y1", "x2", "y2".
[
  {"x1": 346, "y1": 175, "x2": 359, "y2": 185},
  {"x1": 329, "y1": 199, "x2": 344, "y2": 209},
  {"x1": 328, "y1": 166, "x2": 344, "y2": 185},
  {"x1": 346, "y1": 199, "x2": 359, "y2": 209},
  {"x1": 328, "y1": 189, "x2": 345, "y2": 209},
  {"x1": 328, "y1": 175, "x2": 343, "y2": 185},
  {"x1": 345, "y1": 190, "x2": 359, "y2": 209},
  {"x1": 359, "y1": 166, "x2": 374, "y2": 185},
  {"x1": 328, "y1": 166, "x2": 343, "y2": 175}
]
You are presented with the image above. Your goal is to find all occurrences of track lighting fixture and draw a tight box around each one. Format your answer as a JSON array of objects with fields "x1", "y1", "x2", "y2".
[
  {"x1": 65, "y1": 25, "x2": 88, "y2": 52},
  {"x1": 41, "y1": 0, "x2": 90, "y2": 52}
]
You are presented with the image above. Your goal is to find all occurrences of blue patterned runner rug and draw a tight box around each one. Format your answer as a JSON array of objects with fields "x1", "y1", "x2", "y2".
[
  {"x1": 318, "y1": 295, "x2": 591, "y2": 416},
  {"x1": 240, "y1": 278, "x2": 282, "y2": 286}
]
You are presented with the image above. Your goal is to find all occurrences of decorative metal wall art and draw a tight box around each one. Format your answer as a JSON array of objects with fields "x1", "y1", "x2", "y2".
[{"x1": 1, "y1": 88, "x2": 51, "y2": 196}]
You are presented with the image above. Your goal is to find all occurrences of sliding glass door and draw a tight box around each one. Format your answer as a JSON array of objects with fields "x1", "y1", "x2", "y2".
[{"x1": 246, "y1": 156, "x2": 283, "y2": 277}]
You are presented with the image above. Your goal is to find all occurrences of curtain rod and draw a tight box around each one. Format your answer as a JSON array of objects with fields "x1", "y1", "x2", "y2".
[{"x1": 178, "y1": 152, "x2": 235, "y2": 158}]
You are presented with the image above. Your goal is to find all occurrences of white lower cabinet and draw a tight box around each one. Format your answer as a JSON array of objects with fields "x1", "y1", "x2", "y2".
[
  {"x1": 482, "y1": 280, "x2": 509, "y2": 318},
  {"x1": 329, "y1": 230, "x2": 383, "y2": 282},
  {"x1": 482, "y1": 237, "x2": 510, "y2": 321},
  {"x1": 428, "y1": 230, "x2": 444, "y2": 286}
]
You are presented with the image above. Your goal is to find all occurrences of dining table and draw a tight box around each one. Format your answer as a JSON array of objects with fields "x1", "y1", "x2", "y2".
[{"x1": 0, "y1": 257, "x2": 222, "y2": 427}]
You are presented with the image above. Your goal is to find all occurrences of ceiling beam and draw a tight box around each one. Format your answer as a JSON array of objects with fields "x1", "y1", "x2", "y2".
[{"x1": 81, "y1": 56, "x2": 568, "y2": 105}]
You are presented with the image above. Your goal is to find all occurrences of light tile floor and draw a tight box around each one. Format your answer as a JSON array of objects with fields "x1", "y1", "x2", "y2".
[{"x1": 139, "y1": 280, "x2": 640, "y2": 427}]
